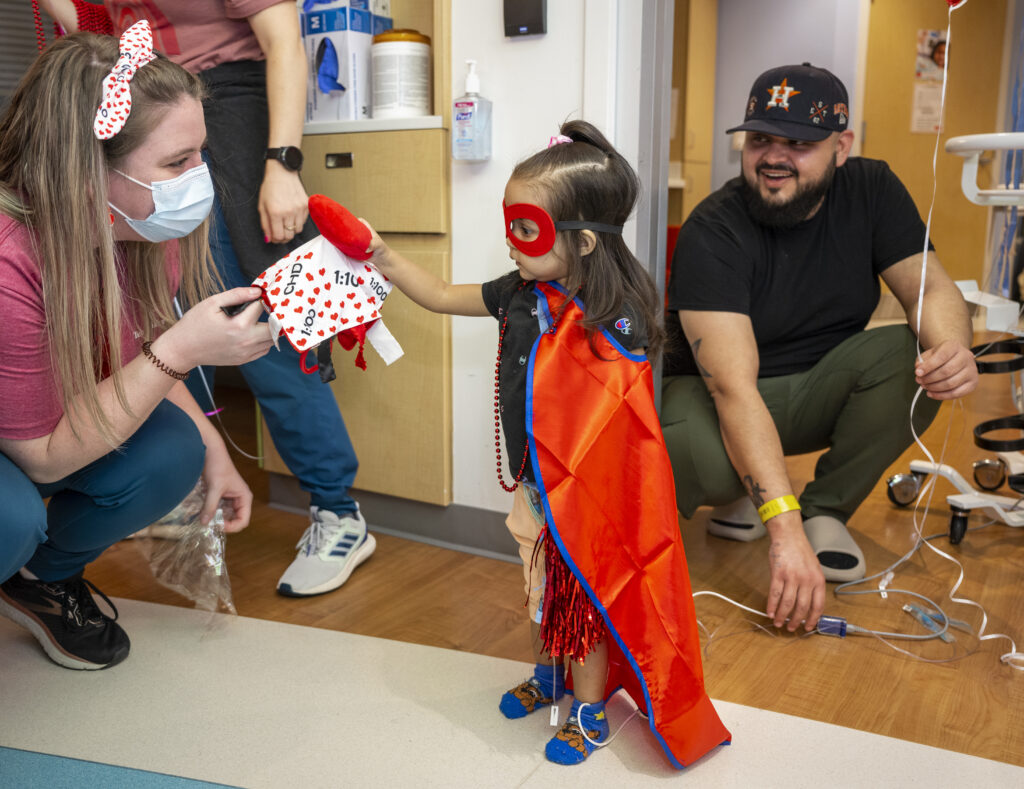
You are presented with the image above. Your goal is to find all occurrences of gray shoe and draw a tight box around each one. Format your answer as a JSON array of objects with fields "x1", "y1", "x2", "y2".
[
  {"x1": 803, "y1": 515, "x2": 866, "y2": 582},
  {"x1": 707, "y1": 498, "x2": 767, "y2": 542},
  {"x1": 276, "y1": 506, "x2": 376, "y2": 597}
]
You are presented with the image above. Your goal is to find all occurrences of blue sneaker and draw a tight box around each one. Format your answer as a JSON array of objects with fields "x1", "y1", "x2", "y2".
[
  {"x1": 545, "y1": 701, "x2": 608, "y2": 765},
  {"x1": 499, "y1": 677, "x2": 563, "y2": 719}
]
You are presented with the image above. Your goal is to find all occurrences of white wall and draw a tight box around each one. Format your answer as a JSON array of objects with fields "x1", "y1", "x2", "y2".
[
  {"x1": 448, "y1": 0, "x2": 643, "y2": 513},
  {"x1": 711, "y1": 0, "x2": 866, "y2": 190},
  {"x1": 450, "y1": 0, "x2": 588, "y2": 513}
]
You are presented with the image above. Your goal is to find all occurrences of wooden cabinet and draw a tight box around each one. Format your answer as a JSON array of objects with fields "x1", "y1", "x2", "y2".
[
  {"x1": 302, "y1": 129, "x2": 450, "y2": 234},
  {"x1": 668, "y1": 0, "x2": 717, "y2": 227},
  {"x1": 261, "y1": 0, "x2": 453, "y2": 506}
]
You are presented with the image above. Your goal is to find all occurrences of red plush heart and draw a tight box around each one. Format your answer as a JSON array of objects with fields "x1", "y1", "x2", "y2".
[{"x1": 308, "y1": 194, "x2": 372, "y2": 261}]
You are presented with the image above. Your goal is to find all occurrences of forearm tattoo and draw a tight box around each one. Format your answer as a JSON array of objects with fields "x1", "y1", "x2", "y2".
[
  {"x1": 691, "y1": 337, "x2": 712, "y2": 378},
  {"x1": 743, "y1": 475, "x2": 766, "y2": 507}
]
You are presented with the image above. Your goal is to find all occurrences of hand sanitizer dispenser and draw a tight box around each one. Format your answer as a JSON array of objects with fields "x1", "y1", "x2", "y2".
[{"x1": 453, "y1": 60, "x2": 492, "y2": 161}]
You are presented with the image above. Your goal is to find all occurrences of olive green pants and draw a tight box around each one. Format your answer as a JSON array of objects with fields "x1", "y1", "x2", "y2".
[{"x1": 660, "y1": 325, "x2": 941, "y2": 522}]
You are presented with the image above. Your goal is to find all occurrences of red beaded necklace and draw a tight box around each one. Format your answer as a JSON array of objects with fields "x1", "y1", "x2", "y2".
[{"x1": 493, "y1": 283, "x2": 568, "y2": 492}]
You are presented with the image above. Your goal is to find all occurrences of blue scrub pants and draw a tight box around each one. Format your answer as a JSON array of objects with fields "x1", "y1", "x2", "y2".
[
  {"x1": 186, "y1": 195, "x2": 359, "y2": 516},
  {"x1": 0, "y1": 401, "x2": 205, "y2": 584}
]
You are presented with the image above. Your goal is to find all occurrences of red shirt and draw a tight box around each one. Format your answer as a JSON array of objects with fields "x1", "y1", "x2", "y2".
[
  {"x1": 0, "y1": 215, "x2": 179, "y2": 440},
  {"x1": 104, "y1": 0, "x2": 285, "y2": 73}
]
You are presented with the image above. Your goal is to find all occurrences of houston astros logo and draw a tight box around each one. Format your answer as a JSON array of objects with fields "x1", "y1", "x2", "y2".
[{"x1": 766, "y1": 78, "x2": 800, "y2": 111}]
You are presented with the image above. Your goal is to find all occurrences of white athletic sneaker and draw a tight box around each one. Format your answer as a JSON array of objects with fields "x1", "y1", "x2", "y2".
[{"x1": 276, "y1": 506, "x2": 376, "y2": 597}]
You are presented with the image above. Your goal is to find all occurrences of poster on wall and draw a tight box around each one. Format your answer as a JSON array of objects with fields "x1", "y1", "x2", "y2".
[{"x1": 911, "y1": 29, "x2": 946, "y2": 134}]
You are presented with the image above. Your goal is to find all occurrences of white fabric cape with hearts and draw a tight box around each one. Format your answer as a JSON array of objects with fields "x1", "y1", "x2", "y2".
[{"x1": 253, "y1": 235, "x2": 403, "y2": 364}]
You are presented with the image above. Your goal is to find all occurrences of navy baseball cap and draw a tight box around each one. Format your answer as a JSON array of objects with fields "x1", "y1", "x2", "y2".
[{"x1": 726, "y1": 63, "x2": 850, "y2": 142}]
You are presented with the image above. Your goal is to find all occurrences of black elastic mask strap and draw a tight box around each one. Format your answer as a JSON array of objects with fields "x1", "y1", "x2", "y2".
[{"x1": 553, "y1": 220, "x2": 624, "y2": 235}]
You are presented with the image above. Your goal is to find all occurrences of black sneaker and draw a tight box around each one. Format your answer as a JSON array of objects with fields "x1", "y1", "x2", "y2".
[{"x1": 0, "y1": 572, "x2": 130, "y2": 670}]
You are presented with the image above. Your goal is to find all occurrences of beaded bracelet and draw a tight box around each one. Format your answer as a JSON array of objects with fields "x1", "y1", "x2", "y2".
[
  {"x1": 141, "y1": 341, "x2": 188, "y2": 381},
  {"x1": 756, "y1": 494, "x2": 801, "y2": 524}
]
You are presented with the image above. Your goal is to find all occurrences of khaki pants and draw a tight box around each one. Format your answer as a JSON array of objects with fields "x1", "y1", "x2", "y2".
[
  {"x1": 505, "y1": 485, "x2": 547, "y2": 622},
  {"x1": 660, "y1": 325, "x2": 941, "y2": 522}
]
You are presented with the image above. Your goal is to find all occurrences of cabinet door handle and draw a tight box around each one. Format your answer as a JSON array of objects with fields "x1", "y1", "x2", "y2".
[{"x1": 325, "y1": 152, "x2": 354, "y2": 169}]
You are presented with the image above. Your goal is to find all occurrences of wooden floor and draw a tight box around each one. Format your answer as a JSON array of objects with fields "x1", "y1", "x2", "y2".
[{"x1": 86, "y1": 361, "x2": 1024, "y2": 768}]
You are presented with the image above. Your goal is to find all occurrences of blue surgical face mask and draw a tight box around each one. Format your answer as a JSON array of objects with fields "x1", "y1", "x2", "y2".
[{"x1": 109, "y1": 163, "x2": 214, "y2": 242}]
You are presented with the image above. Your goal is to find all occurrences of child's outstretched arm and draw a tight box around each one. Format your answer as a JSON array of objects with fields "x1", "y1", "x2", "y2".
[{"x1": 362, "y1": 220, "x2": 489, "y2": 317}]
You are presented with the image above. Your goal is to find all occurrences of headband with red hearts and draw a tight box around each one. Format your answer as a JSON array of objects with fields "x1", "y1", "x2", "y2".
[{"x1": 93, "y1": 20, "x2": 157, "y2": 140}]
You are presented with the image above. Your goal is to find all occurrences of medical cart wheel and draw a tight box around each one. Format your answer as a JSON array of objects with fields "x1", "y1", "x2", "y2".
[
  {"x1": 886, "y1": 471, "x2": 925, "y2": 507},
  {"x1": 949, "y1": 507, "x2": 969, "y2": 545},
  {"x1": 972, "y1": 458, "x2": 1006, "y2": 491}
]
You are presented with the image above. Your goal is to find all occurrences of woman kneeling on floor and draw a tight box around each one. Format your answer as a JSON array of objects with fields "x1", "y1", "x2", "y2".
[{"x1": 0, "y1": 23, "x2": 272, "y2": 670}]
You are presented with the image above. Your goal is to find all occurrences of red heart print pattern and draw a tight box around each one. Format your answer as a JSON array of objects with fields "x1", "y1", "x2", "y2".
[{"x1": 93, "y1": 21, "x2": 156, "y2": 140}]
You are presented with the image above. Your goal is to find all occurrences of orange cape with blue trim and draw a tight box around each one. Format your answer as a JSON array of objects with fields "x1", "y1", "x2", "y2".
[{"x1": 526, "y1": 282, "x2": 730, "y2": 768}]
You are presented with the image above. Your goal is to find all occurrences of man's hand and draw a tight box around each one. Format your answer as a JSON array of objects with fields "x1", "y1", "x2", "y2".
[
  {"x1": 765, "y1": 513, "x2": 826, "y2": 631},
  {"x1": 915, "y1": 339, "x2": 978, "y2": 400}
]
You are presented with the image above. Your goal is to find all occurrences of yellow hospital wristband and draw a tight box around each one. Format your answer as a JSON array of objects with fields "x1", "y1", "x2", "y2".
[{"x1": 757, "y1": 495, "x2": 801, "y2": 524}]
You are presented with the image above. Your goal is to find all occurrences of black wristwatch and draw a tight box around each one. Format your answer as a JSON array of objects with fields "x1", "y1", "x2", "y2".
[{"x1": 265, "y1": 146, "x2": 304, "y2": 172}]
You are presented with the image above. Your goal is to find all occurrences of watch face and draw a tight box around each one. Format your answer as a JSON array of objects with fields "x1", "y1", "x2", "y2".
[{"x1": 282, "y1": 146, "x2": 303, "y2": 171}]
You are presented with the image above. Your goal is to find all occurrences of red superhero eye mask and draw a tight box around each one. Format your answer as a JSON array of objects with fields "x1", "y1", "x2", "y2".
[
  {"x1": 504, "y1": 201, "x2": 557, "y2": 257},
  {"x1": 503, "y1": 200, "x2": 626, "y2": 257}
]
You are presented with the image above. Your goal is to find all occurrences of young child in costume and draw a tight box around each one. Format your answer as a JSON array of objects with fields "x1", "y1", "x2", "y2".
[{"x1": 361, "y1": 121, "x2": 730, "y2": 767}]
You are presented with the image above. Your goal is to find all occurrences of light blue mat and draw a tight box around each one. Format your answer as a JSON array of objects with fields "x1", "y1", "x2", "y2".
[{"x1": 0, "y1": 746, "x2": 240, "y2": 789}]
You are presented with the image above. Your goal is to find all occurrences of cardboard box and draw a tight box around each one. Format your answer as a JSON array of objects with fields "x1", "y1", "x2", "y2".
[
  {"x1": 371, "y1": 0, "x2": 393, "y2": 36},
  {"x1": 302, "y1": 1, "x2": 374, "y2": 122}
]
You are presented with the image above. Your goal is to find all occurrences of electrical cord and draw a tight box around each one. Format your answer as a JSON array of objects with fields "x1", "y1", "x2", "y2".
[{"x1": 173, "y1": 297, "x2": 263, "y2": 462}]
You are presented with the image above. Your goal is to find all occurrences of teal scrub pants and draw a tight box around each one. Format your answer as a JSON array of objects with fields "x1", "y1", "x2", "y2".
[{"x1": 660, "y1": 325, "x2": 941, "y2": 522}]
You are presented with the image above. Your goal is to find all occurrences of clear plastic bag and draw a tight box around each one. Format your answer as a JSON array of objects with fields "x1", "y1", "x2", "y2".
[{"x1": 133, "y1": 479, "x2": 237, "y2": 614}]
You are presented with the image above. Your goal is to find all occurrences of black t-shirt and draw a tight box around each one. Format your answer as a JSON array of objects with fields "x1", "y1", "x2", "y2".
[
  {"x1": 481, "y1": 271, "x2": 648, "y2": 484},
  {"x1": 664, "y1": 157, "x2": 931, "y2": 377}
]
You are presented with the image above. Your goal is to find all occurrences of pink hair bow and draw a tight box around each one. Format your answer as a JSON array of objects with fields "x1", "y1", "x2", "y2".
[
  {"x1": 93, "y1": 20, "x2": 157, "y2": 140},
  {"x1": 548, "y1": 134, "x2": 572, "y2": 148}
]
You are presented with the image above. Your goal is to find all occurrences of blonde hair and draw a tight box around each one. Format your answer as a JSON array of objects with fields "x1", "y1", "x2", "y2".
[{"x1": 0, "y1": 33, "x2": 218, "y2": 445}]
